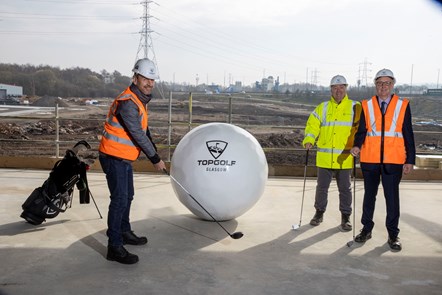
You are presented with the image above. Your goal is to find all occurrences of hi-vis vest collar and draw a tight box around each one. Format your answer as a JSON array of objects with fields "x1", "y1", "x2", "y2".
[
  {"x1": 105, "y1": 93, "x2": 146, "y2": 131},
  {"x1": 318, "y1": 96, "x2": 358, "y2": 128},
  {"x1": 366, "y1": 95, "x2": 404, "y2": 138}
]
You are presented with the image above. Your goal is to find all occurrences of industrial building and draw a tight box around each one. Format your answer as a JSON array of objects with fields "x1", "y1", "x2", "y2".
[
  {"x1": 0, "y1": 83, "x2": 23, "y2": 104},
  {"x1": 0, "y1": 83, "x2": 23, "y2": 97}
]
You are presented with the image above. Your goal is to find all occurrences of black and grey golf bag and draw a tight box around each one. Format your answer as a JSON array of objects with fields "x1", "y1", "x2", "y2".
[{"x1": 20, "y1": 140, "x2": 101, "y2": 225}]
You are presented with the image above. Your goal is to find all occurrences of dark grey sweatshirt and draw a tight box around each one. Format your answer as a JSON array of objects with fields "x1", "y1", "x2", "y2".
[{"x1": 114, "y1": 83, "x2": 161, "y2": 164}]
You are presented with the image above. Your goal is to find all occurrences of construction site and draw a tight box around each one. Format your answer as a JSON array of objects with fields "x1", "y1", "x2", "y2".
[
  {"x1": 0, "y1": 92, "x2": 442, "y2": 174},
  {"x1": 1, "y1": 1, "x2": 441, "y2": 294},
  {"x1": 1, "y1": 64, "x2": 442, "y2": 295}
]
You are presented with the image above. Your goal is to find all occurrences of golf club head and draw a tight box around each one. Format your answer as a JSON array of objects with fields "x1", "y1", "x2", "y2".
[
  {"x1": 230, "y1": 232, "x2": 244, "y2": 239},
  {"x1": 292, "y1": 224, "x2": 300, "y2": 230},
  {"x1": 346, "y1": 240, "x2": 354, "y2": 247}
]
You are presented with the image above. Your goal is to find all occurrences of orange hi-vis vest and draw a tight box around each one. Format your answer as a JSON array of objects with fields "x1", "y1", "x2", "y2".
[
  {"x1": 360, "y1": 94, "x2": 408, "y2": 164},
  {"x1": 99, "y1": 87, "x2": 148, "y2": 161}
]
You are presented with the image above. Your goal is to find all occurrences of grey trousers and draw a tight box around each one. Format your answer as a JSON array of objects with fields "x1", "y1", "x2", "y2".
[{"x1": 314, "y1": 167, "x2": 352, "y2": 215}]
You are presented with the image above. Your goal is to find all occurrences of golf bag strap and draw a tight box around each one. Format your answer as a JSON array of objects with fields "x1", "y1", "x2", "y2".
[
  {"x1": 48, "y1": 201, "x2": 67, "y2": 213},
  {"x1": 52, "y1": 159, "x2": 63, "y2": 170},
  {"x1": 79, "y1": 162, "x2": 90, "y2": 204},
  {"x1": 42, "y1": 190, "x2": 68, "y2": 213}
]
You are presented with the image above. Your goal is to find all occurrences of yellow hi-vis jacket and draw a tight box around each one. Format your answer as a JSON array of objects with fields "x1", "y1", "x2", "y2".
[
  {"x1": 302, "y1": 95, "x2": 361, "y2": 169},
  {"x1": 99, "y1": 87, "x2": 148, "y2": 161}
]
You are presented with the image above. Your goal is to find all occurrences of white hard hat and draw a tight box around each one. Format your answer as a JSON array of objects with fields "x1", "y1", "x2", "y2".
[
  {"x1": 132, "y1": 58, "x2": 159, "y2": 80},
  {"x1": 374, "y1": 68, "x2": 395, "y2": 84},
  {"x1": 330, "y1": 75, "x2": 348, "y2": 86}
]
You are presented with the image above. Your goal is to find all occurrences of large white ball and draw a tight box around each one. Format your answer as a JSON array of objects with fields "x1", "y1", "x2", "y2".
[{"x1": 170, "y1": 123, "x2": 268, "y2": 221}]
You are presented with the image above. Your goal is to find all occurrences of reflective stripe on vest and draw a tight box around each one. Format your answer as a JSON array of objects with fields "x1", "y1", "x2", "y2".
[
  {"x1": 320, "y1": 101, "x2": 356, "y2": 127},
  {"x1": 309, "y1": 97, "x2": 360, "y2": 169},
  {"x1": 317, "y1": 148, "x2": 351, "y2": 154},
  {"x1": 361, "y1": 95, "x2": 407, "y2": 164},
  {"x1": 102, "y1": 130, "x2": 137, "y2": 147},
  {"x1": 99, "y1": 87, "x2": 148, "y2": 161},
  {"x1": 319, "y1": 100, "x2": 357, "y2": 155},
  {"x1": 366, "y1": 98, "x2": 404, "y2": 138}
]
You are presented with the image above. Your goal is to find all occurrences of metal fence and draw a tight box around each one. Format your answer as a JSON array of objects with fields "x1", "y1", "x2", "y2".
[{"x1": 0, "y1": 92, "x2": 441, "y2": 167}]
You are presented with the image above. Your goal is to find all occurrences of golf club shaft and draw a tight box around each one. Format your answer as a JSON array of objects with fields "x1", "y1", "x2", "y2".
[
  {"x1": 348, "y1": 157, "x2": 357, "y2": 247},
  {"x1": 352, "y1": 157, "x2": 357, "y2": 240},
  {"x1": 297, "y1": 149, "x2": 309, "y2": 226},
  {"x1": 163, "y1": 169, "x2": 236, "y2": 237}
]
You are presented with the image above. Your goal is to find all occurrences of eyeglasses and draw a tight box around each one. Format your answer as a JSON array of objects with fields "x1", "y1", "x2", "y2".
[{"x1": 376, "y1": 81, "x2": 393, "y2": 87}]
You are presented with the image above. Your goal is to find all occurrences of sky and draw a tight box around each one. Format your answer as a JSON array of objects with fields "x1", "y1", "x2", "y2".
[{"x1": 1, "y1": 0, "x2": 441, "y2": 87}]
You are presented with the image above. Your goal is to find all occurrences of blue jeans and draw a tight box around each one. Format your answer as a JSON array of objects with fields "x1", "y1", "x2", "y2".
[{"x1": 99, "y1": 155, "x2": 134, "y2": 247}]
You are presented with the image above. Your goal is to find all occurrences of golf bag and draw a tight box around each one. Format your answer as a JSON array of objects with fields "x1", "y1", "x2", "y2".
[{"x1": 20, "y1": 140, "x2": 99, "y2": 225}]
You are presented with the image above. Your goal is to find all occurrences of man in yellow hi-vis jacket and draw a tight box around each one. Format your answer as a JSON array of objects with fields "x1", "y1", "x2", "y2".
[{"x1": 302, "y1": 75, "x2": 361, "y2": 231}]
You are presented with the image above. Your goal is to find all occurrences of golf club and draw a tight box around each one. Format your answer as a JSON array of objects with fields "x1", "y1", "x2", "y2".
[
  {"x1": 292, "y1": 149, "x2": 309, "y2": 230},
  {"x1": 163, "y1": 168, "x2": 244, "y2": 239},
  {"x1": 347, "y1": 158, "x2": 357, "y2": 247}
]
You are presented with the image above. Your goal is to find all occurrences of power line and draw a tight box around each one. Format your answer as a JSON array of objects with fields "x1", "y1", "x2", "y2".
[
  {"x1": 0, "y1": 30, "x2": 130, "y2": 35},
  {"x1": 0, "y1": 11, "x2": 124, "y2": 19},
  {"x1": 21, "y1": 0, "x2": 137, "y2": 5},
  {"x1": 150, "y1": 2, "x2": 355, "y2": 84},
  {"x1": 154, "y1": 2, "x2": 355, "y2": 68}
]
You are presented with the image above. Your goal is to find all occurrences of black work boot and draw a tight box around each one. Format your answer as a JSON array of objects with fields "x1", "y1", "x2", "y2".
[
  {"x1": 106, "y1": 245, "x2": 139, "y2": 264},
  {"x1": 122, "y1": 231, "x2": 148, "y2": 245},
  {"x1": 340, "y1": 213, "x2": 352, "y2": 232},
  {"x1": 388, "y1": 237, "x2": 402, "y2": 252},
  {"x1": 355, "y1": 230, "x2": 372, "y2": 243},
  {"x1": 310, "y1": 210, "x2": 324, "y2": 226}
]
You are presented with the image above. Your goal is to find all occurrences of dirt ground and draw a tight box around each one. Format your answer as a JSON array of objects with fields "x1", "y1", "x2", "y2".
[{"x1": 0, "y1": 93, "x2": 441, "y2": 166}]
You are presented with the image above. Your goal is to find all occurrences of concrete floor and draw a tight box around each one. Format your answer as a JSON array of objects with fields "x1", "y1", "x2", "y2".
[{"x1": 0, "y1": 168, "x2": 441, "y2": 295}]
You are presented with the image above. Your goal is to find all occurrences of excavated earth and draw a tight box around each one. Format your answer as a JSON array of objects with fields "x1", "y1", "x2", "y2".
[{"x1": 0, "y1": 94, "x2": 441, "y2": 166}]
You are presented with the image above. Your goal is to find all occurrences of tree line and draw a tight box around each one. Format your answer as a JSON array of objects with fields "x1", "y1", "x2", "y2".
[{"x1": 0, "y1": 63, "x2": 132, "y2": 98}]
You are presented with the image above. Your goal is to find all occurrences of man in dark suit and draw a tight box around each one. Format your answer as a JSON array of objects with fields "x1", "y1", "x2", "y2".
[{"x1": 350, "y1": 68, "x2": 416, "y2": 252}]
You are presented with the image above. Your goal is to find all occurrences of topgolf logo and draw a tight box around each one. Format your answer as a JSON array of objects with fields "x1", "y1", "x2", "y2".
[
  {"x1": 196, "y1": 140, "x2": 236, "y2": 172},
  {"x1": 206, "y1": 140, "x2": 227, "y2": 159}
]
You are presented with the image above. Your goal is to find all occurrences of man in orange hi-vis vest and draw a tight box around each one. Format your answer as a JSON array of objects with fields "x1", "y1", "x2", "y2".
[
  {"x1": 350, "y1": 69, "x2": 416, "y2": 252},
  {"x1": 99, "y1": 58, "x2": 166, "y2": 264}
]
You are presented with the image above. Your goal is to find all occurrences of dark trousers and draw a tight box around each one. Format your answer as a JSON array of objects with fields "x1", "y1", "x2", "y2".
[
  {"x1": 360, "y1": 163, "x2": 403, "y2": 239},
  {"x1": 314, "y1": 168, "x2": 352, "y2": 215},
  {"x1": 99, "y1": 155, "x2": 134, "y2": 246}
]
